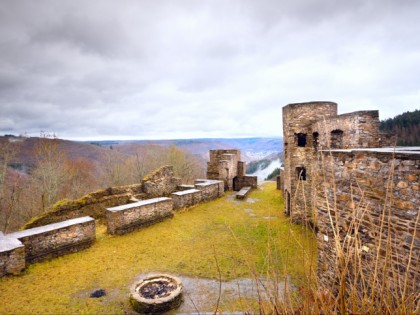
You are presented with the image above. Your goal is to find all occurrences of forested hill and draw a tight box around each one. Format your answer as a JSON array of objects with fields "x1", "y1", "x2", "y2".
[{"x1": 380, "y1": 109, "x2": 420, "y2": 146}]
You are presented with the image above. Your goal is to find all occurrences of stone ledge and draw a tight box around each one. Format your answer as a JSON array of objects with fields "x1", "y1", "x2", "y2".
[
  {"x1": 236, "y1": 186, "x2": 252, "y2": 200},
  {"x1": 4, "y1": 216, "x2": 96, "y2": 267},
  {"x1": 9, "y1": 216, "x2": 94, "y2": 239},
  {"x1": 321, "y1": 147, "x2": 420, "y2": 155},
  {"x1": 172, "y1": 189, "x2": 201, "y2": 196},
  {"x1": 177, "y1": 184, "x2": 195, "y2": 191},
  {"x1": 0, "y1": 235, "x2": 23, "y2": 252},
  {"x1": 107, "y1": 197, "x2": 171, "y2": 212},
  {"x1": 106, "y1": 198, "x2": 173, "y2": 235}
]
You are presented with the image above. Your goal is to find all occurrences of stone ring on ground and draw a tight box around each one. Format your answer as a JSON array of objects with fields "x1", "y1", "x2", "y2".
[{"x1": 129, "y1": 274, "x2": 183, "y2": 313}]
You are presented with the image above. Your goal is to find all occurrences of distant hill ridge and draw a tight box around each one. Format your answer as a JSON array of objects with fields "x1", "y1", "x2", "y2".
[
  {"x1": 1, "y1": 136, "x2": 283, "y2": 173},
  {"x1": 90, "y1": 137, "x2": 283, "y2": 161}
]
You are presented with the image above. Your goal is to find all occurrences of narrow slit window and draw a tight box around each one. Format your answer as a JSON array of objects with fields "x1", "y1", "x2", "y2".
[
  {"x1": 296, "y1": 133, "x2": 307, "y2": 147},
  {"x1": 296, "y1": 167, "x2": 306, "y2": 181}
]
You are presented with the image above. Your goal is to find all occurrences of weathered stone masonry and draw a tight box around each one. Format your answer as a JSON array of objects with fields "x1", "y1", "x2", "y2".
[
  {"x1": 207, "y1": 149, "x2": 257, "y2": 192},
  {"x1": 316, "y1": 148, "x2": 420, "y2": 293},
  {"x1": 23, "y1": 165, "x2": 182, "y2": 229},
  {"x1": 0, "y1": 216, "x2": 95, "y2": 276},
  {"x1": 0, "y1": 232, "x2": 25, "y2": 277},
  {"x1": 282, "y1": 102, "x2": 338, "y2": 223},
  {"x1": 107, "y1": 198, "x2": 173, "y2": 235},
  {"x1": 8, "y1": 216, "x2": 95, "y2": 264},
  {"x1": 1, "y1": 150, "x2": 254, "y2": 277},
  {"x1": 282, "y1": 101, "x2": 419, "y2": 300}
]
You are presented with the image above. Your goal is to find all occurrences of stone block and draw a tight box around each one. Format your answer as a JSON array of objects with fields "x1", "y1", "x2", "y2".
[
  {"x1": 171, "y1": 189, "x2": 202, "y2": 210},
  {"x1": 106, "y1": 198, "x2": 173, "y2": 235},
  {"x1": 8, "y1": 216, "x2": 95, "y2": 264},
  {"x1": 195, "y1": 180, "x2": 224, "y2": 201},
  {"x1": 0, "y1": 235, "x2": 25, "y2": 277}
]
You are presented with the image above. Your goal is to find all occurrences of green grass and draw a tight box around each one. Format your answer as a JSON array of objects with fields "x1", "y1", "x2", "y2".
[{"x1": 0, "y1": 182, "x2": 316, "y2": 314}]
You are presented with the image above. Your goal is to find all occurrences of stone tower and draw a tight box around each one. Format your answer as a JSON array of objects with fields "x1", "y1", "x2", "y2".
[
  {"x1": 282, "y1": 101, "x2": 337, "y2": 224},
  {"x1": 207, "y1": 149, "x2": 241, "y2": 190},
  {"x1": 207, "y1": 149, "x2": 257, "y2": 191}
]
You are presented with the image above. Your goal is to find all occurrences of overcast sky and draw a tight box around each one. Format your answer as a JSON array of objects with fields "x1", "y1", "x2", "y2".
[{"x1": 0, "y1": 0, "x2": 419, "y2": 140}]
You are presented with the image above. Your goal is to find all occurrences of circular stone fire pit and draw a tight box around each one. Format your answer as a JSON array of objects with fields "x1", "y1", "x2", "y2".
[{"x1": 129, "y1": 274, "x2": 183, "y2": 313}]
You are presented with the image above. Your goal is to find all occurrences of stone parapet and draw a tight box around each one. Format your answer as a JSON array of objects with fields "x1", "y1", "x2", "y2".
[
  {"x1": 177, "y1": 184, "x2": 195, "y2": 191},
  {"x1": 233, "y1": 175, "x2": 257, "y2": 191},
  {"x1": 8, "y1": 216, "x2": 95, "y2": 264},
  {"x1": 194, "y1": 179, "x2": 224, "y2": 201},
  {"x1": 171, "y1": 189, "x2": 202, "y2": 210},
  {"x1": 106, "y1": 198, "x2": 173, "y2": 235}
]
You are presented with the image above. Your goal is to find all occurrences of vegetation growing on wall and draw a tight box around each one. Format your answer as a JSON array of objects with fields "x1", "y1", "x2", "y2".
[
  {"x1": 0, "y1": 183, "x2": 317, "y2": 314},
  {"x1": 0, "y1": 135, "x2": 205, "y2": 232}
]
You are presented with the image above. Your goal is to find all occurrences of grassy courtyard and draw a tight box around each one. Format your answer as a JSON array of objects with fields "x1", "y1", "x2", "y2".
[{"x1": 0, "y1": 182, "x2": 316, "y2": 314}]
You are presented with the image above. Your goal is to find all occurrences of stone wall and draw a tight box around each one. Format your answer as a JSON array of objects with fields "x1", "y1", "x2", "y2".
[
  {"x1": 23, "y1": 165, "x2": 181, "y2": 229},
  {"x1": 172, "y1": 189, "x2": 202, "y2": 210},
  {"x1": 282, "y1": 101, "x2": 338, "y2": 223},
  {"x1": 177, "y1": 184, "x2": 195, "y2": 191},
  {"x1": 1, "y1": 162, "x2": 229, "y2": 277},
  {"x1": 315, "y1": 148, "x2": 420, "y2": 298},
  {"x1": 207, "y1": 149, "x2": 259, "y2": 192},
  {"x1": 207, "y1": 150, "x2": 241, "y2": 190},
  {"x1": 233, "y1": 175, "x2": 258, "y2": 191},
  {"x1": 7, "y1": 216, "x2": 95, "y2": 264},
  {"x1": 194, "y1": 179, "x2": 224, "y2": 201},
  {"x1": 379, "y1": 132, "x2": 397, "y2": 147},
  {"x1": 311, "y1": 111, "x2": 381, "y2": 150},
  {"x1": 281, "y1": 101, "x2": 420, "y2": 302},
  {"x1": 106, "y1": 198, "x2": 173, "y2": 235},
  {"x1": 0, "y1": 233, "x2": 25, "y2": 277},
  {"x1": 142, "y1": 165, "x2": 181, "y2": 197},
  {"x1": 276, "y1": 167, "x2": 284, "y2": 191}
]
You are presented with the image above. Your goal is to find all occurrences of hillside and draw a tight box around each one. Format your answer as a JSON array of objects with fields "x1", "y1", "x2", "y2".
[
  {"x1": 1, "y1": 136, "x2": 129, "y2": 171},
  {"x1": 94, "y1": 137, "x2": 283, "y2": 161},
  {"x1": 380, "y1": 109, "x2": 420, "y2": 146}
]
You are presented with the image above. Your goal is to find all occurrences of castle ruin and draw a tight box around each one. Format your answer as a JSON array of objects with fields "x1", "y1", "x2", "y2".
[
  {"x1": 206, "y1": 149, "x2": 257, "y2": 191},
  {"x1": 281, "y1": 101, "x2": 419, "y2": 299},
  {"x1": 0, "y1": 151, "x2": 256, "y2": 277}
]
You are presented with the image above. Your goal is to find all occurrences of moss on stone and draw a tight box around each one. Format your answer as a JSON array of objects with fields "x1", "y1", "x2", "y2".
[{"x1": 2, "y1": 182, "x2": 317, "y2": 314}]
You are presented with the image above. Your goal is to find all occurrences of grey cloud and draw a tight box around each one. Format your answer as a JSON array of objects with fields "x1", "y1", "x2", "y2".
[{"x1": 0, "y1": 0, "x2": 419, "y2": 139}]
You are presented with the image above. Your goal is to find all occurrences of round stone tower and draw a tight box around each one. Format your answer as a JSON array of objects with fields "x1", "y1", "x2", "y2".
[{"x1": 282, "y1": 101, "x2": 337, "y2": 224}]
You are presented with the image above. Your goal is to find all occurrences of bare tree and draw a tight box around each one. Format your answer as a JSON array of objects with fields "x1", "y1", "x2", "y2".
[{"x1": 31, "y1": 134, "x2": 69, "y2": 211}]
